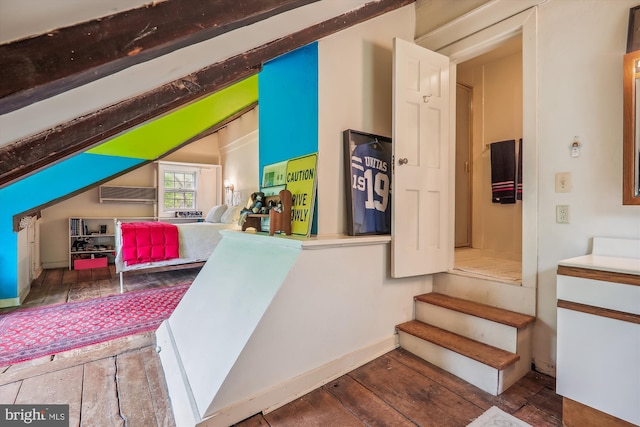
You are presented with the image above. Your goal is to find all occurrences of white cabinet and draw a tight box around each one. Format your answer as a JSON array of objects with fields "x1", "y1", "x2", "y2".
[
  {"x1": 556, "y1": 238, "x2": 640, "y2": 426},
  {"x1": 17, "y1": 215, "x2": 38, "y2": 302},
  {"x1": 69, "y1": 217, "x2": 116, "y2": 270}
]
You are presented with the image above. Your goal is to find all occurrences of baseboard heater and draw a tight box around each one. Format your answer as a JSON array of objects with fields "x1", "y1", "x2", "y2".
[{"x1": 99, "y1": 186, "x2": 157, "y2": 203}]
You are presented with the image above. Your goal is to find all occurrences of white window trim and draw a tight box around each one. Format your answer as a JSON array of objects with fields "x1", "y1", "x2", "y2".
[{"x1": 156, "y1": 161, "x2": 216, "y2": 218}]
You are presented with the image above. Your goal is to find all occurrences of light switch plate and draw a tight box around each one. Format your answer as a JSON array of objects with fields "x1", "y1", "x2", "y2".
[{"x1": 555, "y1": 172, "x2": 572, "y2": 193}]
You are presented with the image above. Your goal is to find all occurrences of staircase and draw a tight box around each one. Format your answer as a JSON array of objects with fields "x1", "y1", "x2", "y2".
[{"x1": 396, "y1": 273, "x2": 535, "y2": 396}]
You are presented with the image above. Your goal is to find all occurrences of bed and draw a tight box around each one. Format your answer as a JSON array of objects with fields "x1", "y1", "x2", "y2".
[{"x1": 114, "y1": 204, "x2": 242, "y2": 292}]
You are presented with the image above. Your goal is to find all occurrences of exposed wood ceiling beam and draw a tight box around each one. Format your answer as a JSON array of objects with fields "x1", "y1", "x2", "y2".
[
  {"x1": 0, "y1": 0, "x2": 414, "y2": 188},
  {"x1": 0, "y1": 0, "x2": 319, "y2": 114}
]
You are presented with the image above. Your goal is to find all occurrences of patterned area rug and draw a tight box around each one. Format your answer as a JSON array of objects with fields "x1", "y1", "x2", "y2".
[
  {"x1": 0, "y1": 283, "x2": 190, "y2": 365},
  {"x1": 467, "y1": 406, "x2": 532, "y2": 427}
]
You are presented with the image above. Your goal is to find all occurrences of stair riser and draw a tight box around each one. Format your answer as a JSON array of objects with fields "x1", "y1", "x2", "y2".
[
  {"x1": 433, "y1": 272, "x2": 535, "y2": 315},
  {"x1": 398, "y1": 331, "x2": 503, "y2": 396},
  {"x1": 415, "y1": 301, "x2": 518, "y2": 352}
]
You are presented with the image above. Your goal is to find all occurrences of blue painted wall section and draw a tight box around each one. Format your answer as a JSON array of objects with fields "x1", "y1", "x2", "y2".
[
  {"x1": 0, "y1": 154, "x2": 143, "y2": 299},
  {"x1": 259, "y1": 42, "x2": 318, "y2": 176},
  {"x1": 259, "y1": 43, "x2": 318, "y2": 234}
]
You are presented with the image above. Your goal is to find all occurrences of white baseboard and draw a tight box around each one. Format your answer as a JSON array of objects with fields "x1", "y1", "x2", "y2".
[
  {"x1": 0, "y1": 297, "x2": 20, "y2": 308},
  {"x1": 193, "y1": 335, "x2": 399, "y2": 427},
  {"x1": 41, "y1": 261, "x2": 69, "y2": 270}
]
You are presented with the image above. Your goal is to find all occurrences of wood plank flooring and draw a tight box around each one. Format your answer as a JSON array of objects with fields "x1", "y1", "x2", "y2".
[{"x1": 1, "y1": 267, "x2": 562, "y2": 427}]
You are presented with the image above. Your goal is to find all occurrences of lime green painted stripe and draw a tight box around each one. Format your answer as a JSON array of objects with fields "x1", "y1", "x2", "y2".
[{"x1": 89, "y1": 75, "x2": 258, "y2": 159}]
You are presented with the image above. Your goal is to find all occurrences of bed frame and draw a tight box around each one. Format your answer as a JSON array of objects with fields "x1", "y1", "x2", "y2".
[{"x1": 114, "y1": 219, "x2": 239, "y2": 292}]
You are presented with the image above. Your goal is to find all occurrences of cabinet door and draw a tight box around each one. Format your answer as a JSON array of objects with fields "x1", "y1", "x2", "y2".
[{"x1": 557, "y1": 307, "x2": 640, "y2": 425}]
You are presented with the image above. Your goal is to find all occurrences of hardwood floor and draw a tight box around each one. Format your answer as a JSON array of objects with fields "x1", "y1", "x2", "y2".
[
  {"x1": 0, "y1": 267, "x2": 562, "y2": 427},
  {"x1": 0, "y1": 264, "x2": 201, "y2": 315},
  {"x1": 235, "y1": 350, "x2": 562, "y2": 427},
  {"x1": 0, "y1": 266, "x2": 201, "y2": 427}
]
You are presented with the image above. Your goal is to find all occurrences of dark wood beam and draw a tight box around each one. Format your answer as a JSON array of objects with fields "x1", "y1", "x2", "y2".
[
  {"x1": 0, "y1": 0, "x2": 415, "y2": 188},
  {"x1": 0, "y1": 0, "x2": 319, "y2": 114}
]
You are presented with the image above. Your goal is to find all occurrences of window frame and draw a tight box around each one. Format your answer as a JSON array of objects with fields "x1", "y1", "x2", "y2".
[{"x1": 157, "y1": 162, "x2": 201, "y2": 217}]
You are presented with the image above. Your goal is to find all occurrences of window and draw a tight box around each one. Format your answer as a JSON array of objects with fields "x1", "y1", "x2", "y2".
[
  {"x1": 156, "y1": 161, "x2": 222, "y2": 218},
  {"x1": 163, "y1": 170, "x2": 196, "y2": 210},
  {"x1": 157, "y1": 162, "x2": 201, "y2": 217}
]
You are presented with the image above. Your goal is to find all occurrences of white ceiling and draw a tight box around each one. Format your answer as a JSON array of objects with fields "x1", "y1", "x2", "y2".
[{"x1": 0, "y1": 0, "x2": 152, "y2": 43}]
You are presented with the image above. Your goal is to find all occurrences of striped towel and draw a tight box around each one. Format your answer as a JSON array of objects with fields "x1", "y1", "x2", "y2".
[{"x1": 490, "y1": 140, "x2": 516, "y2": 204}]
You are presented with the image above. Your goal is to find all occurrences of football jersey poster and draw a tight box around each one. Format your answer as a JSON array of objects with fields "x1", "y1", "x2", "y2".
[{"x1": 343, "y1": 130, "x2": 392, "y2": 235}]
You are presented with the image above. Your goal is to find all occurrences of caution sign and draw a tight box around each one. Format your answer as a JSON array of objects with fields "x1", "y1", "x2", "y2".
[{"x1": 285, "y1": 153, "x2": 317, "y2": 236}]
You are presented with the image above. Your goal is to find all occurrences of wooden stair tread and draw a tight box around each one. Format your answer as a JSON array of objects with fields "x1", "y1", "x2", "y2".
[
  {"x1": 415, "y1": 293, "x2": 535, "y2": 329},
  {"x1": 396, "y1": 320, "x2": 520, "y2": 370}
]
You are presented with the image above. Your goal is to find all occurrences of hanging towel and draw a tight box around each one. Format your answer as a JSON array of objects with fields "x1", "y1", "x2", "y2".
[
  {"x1": 490, "y1": 139, "x2": 516, "y2": 204},
  {"x1": 516, "y1": 138, "x2": 523, "y2": 200}
]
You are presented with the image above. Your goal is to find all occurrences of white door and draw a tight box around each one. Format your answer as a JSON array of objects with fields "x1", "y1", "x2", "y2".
[{"x1": 391, "y1": 38, "x2": 451, "y2": 278}]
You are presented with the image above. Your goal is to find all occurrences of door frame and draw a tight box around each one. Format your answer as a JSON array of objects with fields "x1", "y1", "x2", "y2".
[{"x1": 416, "y1": 5, "x2": 539, "y2": 292}]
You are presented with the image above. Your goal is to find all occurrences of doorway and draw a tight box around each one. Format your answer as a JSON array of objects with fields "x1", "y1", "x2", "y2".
[{"x1": 453, "y1": 35, "x2": 523, "y2": 283}]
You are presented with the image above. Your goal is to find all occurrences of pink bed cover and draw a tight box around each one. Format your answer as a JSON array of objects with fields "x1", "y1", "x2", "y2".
[{"x1": 120, "y1": 222, "x2": 180, "y2": 265}]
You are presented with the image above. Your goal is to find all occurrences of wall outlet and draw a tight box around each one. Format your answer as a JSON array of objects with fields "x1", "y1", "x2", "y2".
[{"x1": 556, "y1": 205, "x2": 569, "y2": 224}]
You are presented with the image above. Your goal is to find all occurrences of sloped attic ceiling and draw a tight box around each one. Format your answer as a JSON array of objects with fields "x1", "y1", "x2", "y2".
[
  {"x1": 0, "y1": 0, "x2": 414, "y2": 190},
  {"x1": 0, "y1": 0, "x2": 318, "y2": 113}
]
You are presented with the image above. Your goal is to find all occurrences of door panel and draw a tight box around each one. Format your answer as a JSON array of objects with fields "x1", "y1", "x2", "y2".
[{"x1": 392, "y1": 38, "x2": 451, "y2": 278}]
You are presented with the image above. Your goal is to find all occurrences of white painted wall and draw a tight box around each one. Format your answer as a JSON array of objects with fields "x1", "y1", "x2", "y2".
[
  {"x1": 317, "y1": 5, "x2": 416, "y2": 235},
  {"x1": 0, "y1": 0, "x2": 152, "y2": 43},
  {"x1": 217, "y1": 107, "x2": 259, "y2": 205},
  {"x1": 415, "y1": 0, "x2": 490, "y2": 38},
  {"x1": 163, "y1": 133, "x2": 221, "y2": 165},
  {"x1": 533, "y1": 0, "x2": 640, "y2": 375}
]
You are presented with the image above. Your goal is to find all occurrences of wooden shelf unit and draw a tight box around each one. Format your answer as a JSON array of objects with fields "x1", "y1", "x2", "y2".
[{"x1": 69, "y1": 217, "x2": 116, "y2": 270}]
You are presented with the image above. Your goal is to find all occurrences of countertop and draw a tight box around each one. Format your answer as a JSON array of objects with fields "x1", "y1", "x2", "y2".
[{"x1": 558, "y1": 254, "x2": 640, "y2": 276}]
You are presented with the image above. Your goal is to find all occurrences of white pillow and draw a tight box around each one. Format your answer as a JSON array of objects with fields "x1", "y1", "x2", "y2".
[
  {"x1": 205, "y1": 204, "x2": 227, "y2": 223},
  {"x1": 220, "y1": 205, "x2": 241, "y2": 224}
]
